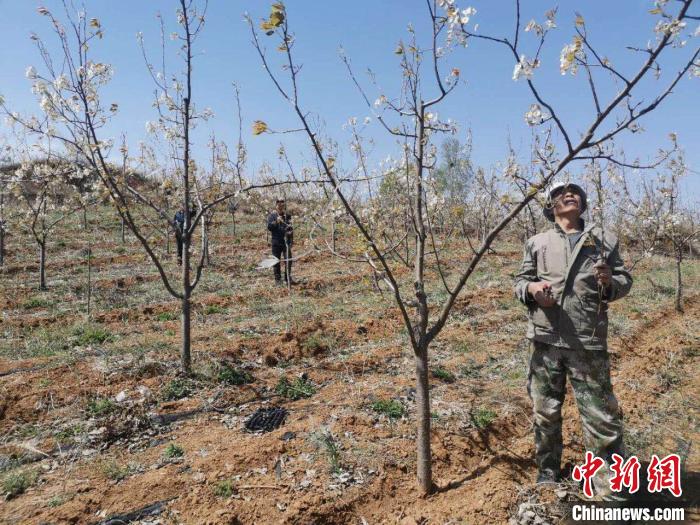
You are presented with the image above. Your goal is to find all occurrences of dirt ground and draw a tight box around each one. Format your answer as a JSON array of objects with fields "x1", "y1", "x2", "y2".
[{"x1": 1, "y1": 210, "x2": 698, "y2": 524}]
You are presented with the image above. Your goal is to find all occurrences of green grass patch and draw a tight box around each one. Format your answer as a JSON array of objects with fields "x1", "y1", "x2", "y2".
[
  {"x1": 275, "y1": 375, "x2": 316, "y2": 400},
  {"x1": 4, "y1": 326, "x2": 72, "y2": 359},
  {"x1": 371, "y1": 399, "x2": 405, "y2": 420},
  {"x1": 213, "y1": 479, "x2": 235, "y2": 498},
  {"x1": 155, "y1": 311, "x2": 178, "y2": 322},
  {"x1": 163, "y1": 443, "x2": 184, "y2": 459},
  {"x1": 301, "y1": 333, "x2": 337, "y2": 354},
  {"x1": 204, "y1": 304, "x2": 226, "y2": 315},
  {"x1": 160, "y1": 379, "x2": 193, "y2": 401},
  {"x1": 217, "y1": 363, "x2": 253, "y2": 386},
  {"x1": 99, "y1": 460, "x2": 131, "y2": 481},
  {"x1": 12, "y1": 423, "x2": 41, "y2": 440},
  {"x1": 431, "y1": 367, "x2": 456, "y2": 383},
  {"x1": 311, "y1": 431, "x2": 342, "y2": 474},
  {"x1": 86, "y1": 397, "x2": 117, "y2": 417},
  {"x1": 72, "y1": 324, "x2": 114, "y2": 346},
  {"x1": 505, "y1": 368, "x2": 526, "y2": 381},
  {"x1": 470, "y1": 407, "x2": 497, "y2": 429},
  {"x1": 54, "y1": 423, "x2": 86, "y2": 444},
  {"x1": 47, "y1": 493, "x2": 71, "y2": 507},
  {"x1": 460, "y1": 360, "x2": 485, "y2": 379},
  {"x1": 22, "y1": 297, "x2": 53, "y2": 310},
  {"x1": 2, "y1": 469, "x2": 38, "y2": 498}
]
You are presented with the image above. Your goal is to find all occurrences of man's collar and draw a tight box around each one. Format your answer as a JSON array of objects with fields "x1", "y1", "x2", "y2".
[{"x1": 554, "y1": 218, "x2": 585, "y2": 235}]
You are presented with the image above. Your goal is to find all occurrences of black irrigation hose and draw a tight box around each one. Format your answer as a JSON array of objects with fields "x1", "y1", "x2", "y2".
[
  {"x1": 244, "y1": 406, "x2": 288, "y2": 432},
  {"x1": 92, "y1": 498, "x2": 176, "y2": 525}
]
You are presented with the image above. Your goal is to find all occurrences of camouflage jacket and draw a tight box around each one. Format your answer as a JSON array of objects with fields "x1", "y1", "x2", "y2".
[{"x1": 513, "y1": 222, "x2": 632, "y2": 351}]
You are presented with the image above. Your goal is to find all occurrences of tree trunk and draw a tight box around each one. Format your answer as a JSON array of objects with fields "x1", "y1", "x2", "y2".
[
  {"x1": 0, "y1": 221, "x2": 5, "y2": 267},
  {"x1": 87, "y1": 244, "x2": 92, "y2": 318},
  {"x1": 231, "y1": 211, "x2": 236, "y2": 236},
  {"x1": 675, "y1": 252, "x2": 683, "y2": 313},
  {"x1": 201, "y1": 216, "x2": 210, "y2": 267},
  {"x1": 181, "y1": 290, "x2": 192, "y2": 374},
  {"x1": 415, "y1": 345, "x2": 432, "y2": 494},
  {"x1": 332, "y1": 217, "x2": 337, "y2": 252},
  {"x1": 121, "y1": 216, "x2": 126, "y2": 243},
  {"x1": 0, "y1": 193, "x2": 5, "y2": 266},
  {"x1": 39, "y1": 240, "x2": 47, "y2": 290},
  {"x1": 181, "y1": 219, "x2": 192, "y2": 374}
]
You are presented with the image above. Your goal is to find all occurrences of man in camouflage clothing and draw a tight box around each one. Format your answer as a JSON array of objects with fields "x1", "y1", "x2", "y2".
[{"x1": 514, "y1": 182, "x2": 633, "y2": 493}]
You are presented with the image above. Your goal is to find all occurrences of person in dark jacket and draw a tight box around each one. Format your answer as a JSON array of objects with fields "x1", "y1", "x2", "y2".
[
  {"x1": 173, "y1": 206, "x2": 196, "y2": 266},
  {"x1": 267, "y1": 198, "x2": 295, "y2": 285},
  {"x1": 174, "y1": 209, "x2": 185, "y2": 265}
]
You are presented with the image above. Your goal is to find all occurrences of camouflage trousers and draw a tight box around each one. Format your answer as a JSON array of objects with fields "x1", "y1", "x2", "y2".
[{"x1": 527, "y1": 340, "x2": 625, "y2": 486}]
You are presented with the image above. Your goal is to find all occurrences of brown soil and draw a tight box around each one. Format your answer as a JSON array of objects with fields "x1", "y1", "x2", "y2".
[{"x1": 1, "y1": 218, "x2": 697, "y2": 524}]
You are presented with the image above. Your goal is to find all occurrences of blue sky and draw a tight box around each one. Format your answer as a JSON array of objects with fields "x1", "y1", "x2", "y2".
[{"x1": 1, "y1": 0, "x2": 698, "y2": 194}]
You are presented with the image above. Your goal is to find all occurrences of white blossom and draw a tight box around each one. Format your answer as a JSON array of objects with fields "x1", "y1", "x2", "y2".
[
  {"x1": 525, "y1": 19, "x2": 543, "y2": 36},
  {"x1": 524, "y1": 103, "x2": 548, "y2": 126},
  {"x1": 39, "y1": 95, "x2": 52, "y2": 113},
  {"x1": 560, "y1": 37, "x2": 584, "y2": 75},
  {"x1": 654, "y1": 19, "x2": 686, "y2": 37},
  {"x1": 512, "y1": 54, "x2": 538, "y2": 81},
  {"x1": 25, "y1": 66, "x2": 37, "y2": 79},
  {"x1": 460, "y1": 7, "x2": 476, "y2": 24},
  {"x1": 53, "y1": 74, "x2": 69, "y2": 90}
]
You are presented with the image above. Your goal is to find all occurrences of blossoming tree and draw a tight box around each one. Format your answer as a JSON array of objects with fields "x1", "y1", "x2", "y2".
[{"x1": 2, "y1": 151, "x2": 89, "y2": 289}]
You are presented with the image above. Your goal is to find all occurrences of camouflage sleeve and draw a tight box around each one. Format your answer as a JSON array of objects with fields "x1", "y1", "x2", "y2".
[
  {"x1": 514, "y1": 239, "x2": 537, "y2": 305},
  {"x1": 605, "y1": 241, "x2": 632, "y2": 302}
]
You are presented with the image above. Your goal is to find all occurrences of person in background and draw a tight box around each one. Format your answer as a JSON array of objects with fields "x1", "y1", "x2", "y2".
[
  {"x1": 173, "y1": 206, "x2": 196, "y2": 266},
  {"x1": 267, "y1": 197, "x2": 295, "y2": 285}
]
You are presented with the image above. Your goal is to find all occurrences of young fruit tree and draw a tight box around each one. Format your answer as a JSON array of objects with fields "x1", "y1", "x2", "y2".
[
  {"x1": 652, "y1": 150, "x2": 697, "y2": 312},
  {"x1": 1, "y1": 1, "x2": 292, "y2": 374},
  {"x1": 0, "y1": 139, "x2": 11, "y2": 267},
  {"x1": 250, "y1": 0, "x2": 699, "y2": 493},
  {"x1": 612, "y1": 141, "x2": 697, "y2": 311},
  {"x1": 1, "y1": 152, "x2": 89, "y2": 289}
]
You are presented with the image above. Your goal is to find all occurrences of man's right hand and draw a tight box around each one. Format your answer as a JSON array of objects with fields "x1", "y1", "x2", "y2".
[
  {"x1": 276, "y1": 216, "x2": 285, "y2": 224},
  {"x1": 528, "y1": 281, "x2": 555, "y2": 307}
]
